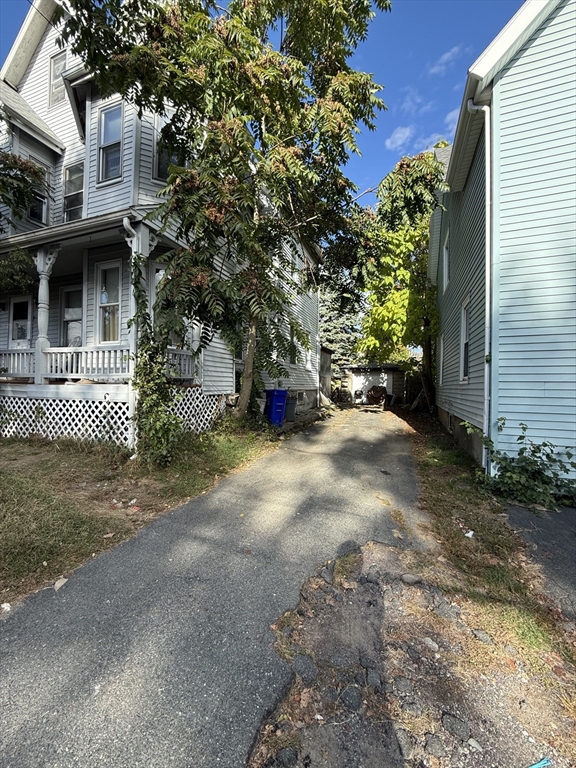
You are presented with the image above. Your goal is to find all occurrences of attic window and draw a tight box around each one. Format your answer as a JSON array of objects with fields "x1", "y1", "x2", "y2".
[{"x1": 50, "y1": 51, "x2": 66, "y2": 106}]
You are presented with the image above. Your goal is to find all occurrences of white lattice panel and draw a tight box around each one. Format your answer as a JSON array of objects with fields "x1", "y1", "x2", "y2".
[
  {"x1": 0, "y1": 396, "x2": 131, "y2": 445},
  {"x1": 171, "y1": 387, "x2": 227, "y2": 433}
]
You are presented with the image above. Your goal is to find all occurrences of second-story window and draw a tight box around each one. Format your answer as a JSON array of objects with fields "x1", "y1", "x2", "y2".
[
  {"x1": 63, "y1": 162, "x2": 84, "y2": 222},
  {"x1": 99, "y1": 104, "x2": 122, "y2": 182},
  {"x1": 28, "y1": 156, "x2": 49, "y2": 225},
  {"x1": 49, "y1": 51, "x2": 66, "y2": 106}
]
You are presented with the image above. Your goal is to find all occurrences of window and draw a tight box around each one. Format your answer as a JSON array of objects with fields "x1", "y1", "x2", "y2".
[
  {"x1": 61, "y1": 286, "x2": 83, "y2": 346},
  {"x1": 9, "y1": 297, "x2": 32, "y2": 349},
  {"x1": 153, "y1": 112, "x2": 177, "y2": 181},
  {"x1": 49, "y1": 51, "x2": 66, "y2": 106},
  {"x1": 28, "y1": 156, "x2": 49, "y2": 225},
  {"x1": 442, "y1": 228, "x2": 450, "y2": 292},
  {"x1": 305, "y1": 347, "x2": 312, "y2": 371},
  {"x1": 96, "y1": 262, "x2": 121, "y2": 343},
  {"x1": 460, "y1": 298, "x2": 470, "y2": 381},
  {"x1": 63, "y1": 163, "x2": 84, "y2": 222},
  {"x1": 98, "y1": 105, "x2": 122, "y2": 182}
]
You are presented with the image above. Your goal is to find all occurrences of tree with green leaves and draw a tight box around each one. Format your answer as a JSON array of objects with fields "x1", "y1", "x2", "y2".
[
  {"x1": 58, "y1": 0, "x2": 390, "y2": 424},
  {"x1": 319, "y1": 288, "x2": 364, "y2": 373},
  {"x1": 0, "y1": 116, "x2": 46, "y2": 292},
  {"x1": 359, "y1": 149, "x2": 448, "y2": 406}
]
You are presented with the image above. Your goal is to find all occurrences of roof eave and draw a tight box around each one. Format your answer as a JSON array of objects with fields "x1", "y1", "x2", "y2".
[
  {"x1": 445, "y1": 0, "x2": 563, "y2": 193},
  {"x1": 0, "y1": 0, "x2": 57, "y2": 88}
]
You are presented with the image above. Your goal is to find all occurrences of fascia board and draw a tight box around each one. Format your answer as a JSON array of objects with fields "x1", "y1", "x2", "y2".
[
  {"x1": 470, "y1": 0, "x2": 563, "y2": 96},
  {"x1": 0, "y1": 0, "x2": 57, "y2": 88},
  {"x1": 6, "y1": 114, "x2": 65, "y2": 155},
  {"x1": 446, "y1": 0, "x2": 563, "y2": 192},
  {"x1": 0, "y1": 209, "x2": 136, "y2": 255}
]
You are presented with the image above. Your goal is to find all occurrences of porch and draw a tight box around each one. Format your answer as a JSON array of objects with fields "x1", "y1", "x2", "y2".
[{"x1": 0, "y1": 346, "x2": 198, "y2": 383}]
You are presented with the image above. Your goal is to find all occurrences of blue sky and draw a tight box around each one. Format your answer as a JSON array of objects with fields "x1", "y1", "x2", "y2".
[{"x1": 1, "y1": 0, "x2": 525, "y2": 203}]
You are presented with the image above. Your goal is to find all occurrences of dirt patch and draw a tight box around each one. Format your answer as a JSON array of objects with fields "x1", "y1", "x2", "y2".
[{"x1": 248, "y1": 543, "x2": 576, "y2": 768}]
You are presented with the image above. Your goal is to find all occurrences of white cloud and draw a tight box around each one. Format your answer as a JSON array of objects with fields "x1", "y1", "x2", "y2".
[
  {"x1": 385, "y1": 125, "x2": 415, "y2": 151},
  {"x1": 428, "y1": 45, "x2": 463, "y2": 76},
  {"x1": 401, "y1": 87, "x2": 434, "y2": 116},
  {"x1": 445, "y1": 107, "x2": 460, "y2": 137},
  {"x1": 413, "y1": 133, "x2": 444, "y2": 152}
]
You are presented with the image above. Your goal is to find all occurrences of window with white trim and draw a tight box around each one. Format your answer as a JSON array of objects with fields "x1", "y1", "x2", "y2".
[
  {"x1": 442, "y1": 228, "x2": 450, "y2": 292},
  {"x1": 305, "y1": 346, "x2": 312, "y2": 371},
  {"x1": 49, "y1": 51, "x2": 66, "y2": 106},
  {"x1": 9, "y1": 296, "x2": 32, "y2": 349},
  {"x1": 27, "y1": 156, "x2": 49, "y2": 225},
  {"x1": 460, "y1": 298, "x2": 470, "y2": 381},
  {"x1": 96, "y1": 262, "x2": 121, "y2": 343},
  {"x1": 61, "y1": 286, "x2": 83, "y2": 346},
  {"x1": 63, "y1": 162, "x2": 84, "y2": 222},
  {"x1": 98, "y1": 104, "x2": 122, "y2": 182}
]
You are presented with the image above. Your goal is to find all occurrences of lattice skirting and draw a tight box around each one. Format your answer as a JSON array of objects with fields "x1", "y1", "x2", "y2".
[
  {"x1": 170, "y1": 387, "x2": 227, "y2": 433},
  {"x1": 0, "y1": 390, "x2": 228, "y2": 446},
  {"x1": 0, "y1": 396, "x2": 131, "y2": 445}
]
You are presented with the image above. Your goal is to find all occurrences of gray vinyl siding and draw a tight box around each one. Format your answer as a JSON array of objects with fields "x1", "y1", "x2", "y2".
[
  {"x1": 202, "y1": 331, "x2": 235, "y2": 394},
  {"x1": 137, "y1": 112, "x2": 166, "y2": 206},
  {"x1": 17, "y1": 23, "x2": 86, "y2": 228},
  {"x1": 491, "y1": 0, "x2": 576, "y2": 455},
  {"x1": 435, "y1": 131, "x2": 486, "y2": 428},
  {"x1": 86, "y1": 96, "x2": 135, "y2": 216}
]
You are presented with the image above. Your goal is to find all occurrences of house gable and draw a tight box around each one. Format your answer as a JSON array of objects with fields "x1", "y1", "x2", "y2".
[{"x1": 491, "y1": 0, "x2": 576, "y2": 455}]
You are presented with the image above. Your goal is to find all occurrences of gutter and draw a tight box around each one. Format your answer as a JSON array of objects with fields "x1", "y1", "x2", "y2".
[
  {"x1": 0, "y1": 209, "x2": 137, "y2": 254},
  {"x1": 467, "y1": 99, "x2": 492, "y2": 470}
]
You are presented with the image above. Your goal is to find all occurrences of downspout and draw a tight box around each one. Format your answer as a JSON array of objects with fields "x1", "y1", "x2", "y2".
[{"x1": 467, "y1": 99, "x2": 492, "y2": 469}]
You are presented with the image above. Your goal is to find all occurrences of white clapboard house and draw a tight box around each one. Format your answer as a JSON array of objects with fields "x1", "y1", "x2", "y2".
[{"x1": 0, "y1": 0, "x2": 320, "y2": 445}]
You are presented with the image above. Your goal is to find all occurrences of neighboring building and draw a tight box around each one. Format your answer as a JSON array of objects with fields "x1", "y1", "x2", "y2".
[
  {"x1": 343, "y1": 363, "x2": 405, "y2": 404},
  {"x1": 0, "y1": 0, "x2": 319, "y2": 445},
  {"x1": 429, "y1": 0, "x2": 576, "y2": 464}
]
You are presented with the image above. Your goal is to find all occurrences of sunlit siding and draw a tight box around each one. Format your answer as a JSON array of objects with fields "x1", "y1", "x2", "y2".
[
  {"x1": 86, "y1": 95, "x2": 135, "y2": 216},
  {"x1": 492, "y1": 0, "x2": 576, "y2": 455},
  {"x1": 435, "y1": 132, "x2": 486, "y2": 427},
  {"x1": 202, "y1": 332, "x2": 235, "y2": 394},
  {"x1": 17, "y1": 23, "x2": 85, "y2": 226},
  {"x1": 137, "y1": 112, "x2": 166, "y2": 207}
]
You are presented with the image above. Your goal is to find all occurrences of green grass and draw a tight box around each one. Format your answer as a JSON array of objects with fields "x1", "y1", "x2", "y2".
[
  {"x1": 398, "y1": 411, "x2": 576, "y2": 668},
  {"x1": 0, "y1": 426, "x2": 274, "y2": 602},
  {"x1": 0, "y1": 469, "x2": 132, "y2": 595}
]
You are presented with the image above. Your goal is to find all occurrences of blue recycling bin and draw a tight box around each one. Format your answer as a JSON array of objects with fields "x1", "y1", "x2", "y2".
[{"x1": 264, "y1": 389, "x2": 288, "y2": 426}]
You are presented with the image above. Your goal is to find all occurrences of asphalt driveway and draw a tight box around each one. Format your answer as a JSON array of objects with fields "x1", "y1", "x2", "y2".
[{"x1": 0, "y1": 408, "x2": 430, "y2": 768}]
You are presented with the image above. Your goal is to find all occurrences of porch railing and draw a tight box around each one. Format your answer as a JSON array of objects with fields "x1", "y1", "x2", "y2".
[
  {"x1": 0, "y1": 350, "x2": 35, "y2": 377},
  {"x1": 167, "y1": 348, "x2": 198, "y2": 379},
  {"x1": 44, "y1": 346, "x2": 132, "y2": 380},
  {"x1": 0, "y1": 346, "x2": 199, "y2": 382}
]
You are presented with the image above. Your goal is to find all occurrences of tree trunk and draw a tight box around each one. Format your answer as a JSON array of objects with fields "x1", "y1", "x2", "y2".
[
  {"x1": 421, "y1": 332, "x2": 435, "y2": 411},
  {"x1": 234, "y1": 315, "x2": 257, "y2": 419}
]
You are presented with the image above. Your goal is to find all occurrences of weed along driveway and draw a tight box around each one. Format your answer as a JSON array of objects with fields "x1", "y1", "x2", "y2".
[{"x1": 0, "y1": 409, "x2": 430, "y2": 768}]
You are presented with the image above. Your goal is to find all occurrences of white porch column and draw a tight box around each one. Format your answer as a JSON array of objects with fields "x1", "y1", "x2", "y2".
[
  {"x1": 33, "y1": 244, "x2": 60, "y2": 385},
  {"x1": 123, "y1": 219, "x2": 158, "y2": 448}
]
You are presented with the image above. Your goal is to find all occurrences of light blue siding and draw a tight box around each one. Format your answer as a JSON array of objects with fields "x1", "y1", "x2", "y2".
[
  {"x1": 492, "y1": 0, "x2": 576, "y2": 455},
  {"x1": 435, "y1": 132, "x2": 486, "y2": 428}
]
